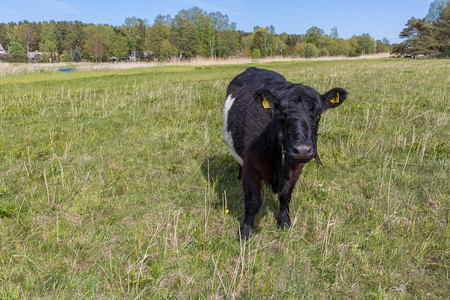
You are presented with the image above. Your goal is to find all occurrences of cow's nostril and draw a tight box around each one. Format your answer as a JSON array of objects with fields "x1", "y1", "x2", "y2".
[{"x1": 291, "y1": 145, "x2": 314, "y2": 160}]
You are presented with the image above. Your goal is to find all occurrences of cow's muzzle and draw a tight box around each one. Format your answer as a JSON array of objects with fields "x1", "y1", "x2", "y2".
[{"x1": 291, "y1": 144, "x2": 314, "y2": 162}]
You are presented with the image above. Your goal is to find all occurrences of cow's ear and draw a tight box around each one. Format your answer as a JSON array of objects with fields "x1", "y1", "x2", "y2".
[
  {"x1": 255, "y1": 89, "x2": 279, "y2": 110},
  {"x1": 322, "y1": 88, "x2": 348, "y2": 110}
]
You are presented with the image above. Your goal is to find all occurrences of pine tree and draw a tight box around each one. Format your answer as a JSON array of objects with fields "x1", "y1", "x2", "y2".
[
  {"x1": 40, "y1": 22, "x2": 58, "y2": 53},
  {"x1": 435, "y1": 4, "x2": 450, "y2": 55},
  {"x1": 72, "y1": 48, "x2": 82, "y2": 62},
  {"x1": 394, "y1": 17, "x2": 438, "y2": 57}
]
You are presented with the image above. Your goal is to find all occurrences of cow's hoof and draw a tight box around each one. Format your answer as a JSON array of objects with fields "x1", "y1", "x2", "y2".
[
  {"x1": 277, "y1": 211, "x2": 291, "y2": 229},
  {"x1": 239, "y1": 224, "x2": 252, "y2": 241}
]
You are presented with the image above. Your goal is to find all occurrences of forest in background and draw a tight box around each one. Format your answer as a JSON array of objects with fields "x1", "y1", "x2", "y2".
[{"x1": 0, "y1": 0, "x2": 448, "y2": 63}]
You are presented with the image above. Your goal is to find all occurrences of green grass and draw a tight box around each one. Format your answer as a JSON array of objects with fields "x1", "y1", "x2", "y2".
[{"x1": 0, "y1": 59, "x2": 448, "y2": 298}]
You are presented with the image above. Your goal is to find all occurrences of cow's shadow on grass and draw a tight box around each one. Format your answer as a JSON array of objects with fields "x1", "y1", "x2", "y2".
[{"x1": 201, "y1": 154, "x2": 278, "y2": 231}]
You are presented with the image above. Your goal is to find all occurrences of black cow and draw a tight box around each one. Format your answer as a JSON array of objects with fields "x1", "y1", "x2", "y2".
[{"x1": 223, "y1": 67, "x2": 348, "y2": 239}]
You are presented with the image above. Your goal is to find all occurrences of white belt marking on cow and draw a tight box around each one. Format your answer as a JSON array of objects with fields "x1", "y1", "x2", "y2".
[{"x1": 223, "y1": 94, "x2": 244, "y2": 166}]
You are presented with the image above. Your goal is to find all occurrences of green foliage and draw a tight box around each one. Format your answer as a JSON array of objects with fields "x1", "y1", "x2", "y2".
[
  {"x1": 111, "y1": 34, "x2": 129, "y2": 58},
  {"x1": 394, "y1": 2, "x2": 449, "y2": 58},
  {"x1": 63, "y1": 21, "x2": 85, "y2": 54},
  {"x1": 0, "y1": 59, "x2": 448, "y2": 298},
  {"x1": 83, "y1": 24, "x2": 117, "y2": 59},
  {"x1": 2, "y1": 4, "x2": 449, "y2": 62},
  {"x1": 304, "y1": 43, "x2": 319, "y2": 58},
  {"x1": 252, "y1": 28, "x2": 269, "y2": 56},
  {"x1": 305, "y1": 26, "x2": 325, "y2": 47},
  {"x1": 394, "y1": 17, "x2": 438, "y2": 57},
  {"x1": 59, "y1": 50, "x2": 72, "y2": 62},
  {"x1": 355, "y1": 34, "x2": 377, "y2": 55},
  {"x1": 159, "y1": 39, "x2": 177, "y2": 60},
  {"x1": 251, "y1": 48, "x2": 261, "y2": 58},
  {"x1": 376, "y1": 39, "x2": 392, "y2": 53},
  {"x1": 330, "y1": 26, "x2": 339, "y2": 39},
  {"x1": 319, "y1": 47, "x2": 329, "y2": 57},
  {"x1": 217, "y1": 30, "x2": 239, "y2": 57},
  {"x1": 72, "y1": 48, "x2": 82, "y2": 62},
  {"x1": 283, "y1": 33, "x2": 302, "y2": 48},
  {"x1": 319, "y1": 36, "x2": 338, "y2": 55},
  {"x1": 2, "y1": 40, "x2": 28, "y2": 62},
  {"x1": 336, "y1": 38, "x2": 352, "y2": 56},
  {"x1": 40, "y1": 21, "x2": 58, "y2": 53},
  {"x1": 122, "y1": 17, "x2": 147, "y2": 52},
  {"x1": 86, "y1": 34, "x2": 106, "y2": 62},
  {"x1": 7, "y1": 41, "x2": 25, "y2": 55},
  {"x1": 173, "y1": 18, "x2": 201, "y2": 59},
  {"x1": 207, "y1": 10, "x2": 237, "y2": 57},
  {"x1": 40, "y1": 40, "x2": 57, "y2": 53},
  {"x1": 147, "y1": 14, "x2": 172, "y2": 58},
  {"x1": 425, "y1": 0, "x2": 449, "y2": 23},
  {"x1": 17, "y1": 23, "x2": 38, "y2": 52},
  {"x1": 435, "y1": 4, "x2": 450, "y2": 56},
  {"x1": 293, "y1": 42, "x2": 305, "y2": 57},
  {"x1": 2, "y1": 52, "x2": 27, "y2": 63}
]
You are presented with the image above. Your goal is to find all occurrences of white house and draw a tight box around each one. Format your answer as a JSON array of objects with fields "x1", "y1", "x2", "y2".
[{"x1": 0, "y1": 43, "x2": 6, "y2": 55}]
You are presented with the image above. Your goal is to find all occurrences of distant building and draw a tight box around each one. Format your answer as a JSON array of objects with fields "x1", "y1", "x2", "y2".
[
  {"x1": 27, "y1": 51, "x2": 41, "y2": 62},
  {"x1": 0, "y1": 43, "x2": 6, "y2": 55},
  {"x1": 128, "y1": 51, "x2": 154, "y2": 62},
  {"x1": 27, "y1": 51, "x2": 59, "y2": 62},
  {"x1": 129, "y1": 51, "x2": 137, "y2": 62}
]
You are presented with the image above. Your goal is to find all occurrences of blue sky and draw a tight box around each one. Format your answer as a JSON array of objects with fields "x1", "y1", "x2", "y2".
[{"x1": 0, "y1": 0, "x2": 433, "y2": 43}]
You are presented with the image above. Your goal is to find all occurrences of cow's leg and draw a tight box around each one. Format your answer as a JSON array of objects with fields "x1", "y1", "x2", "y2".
[
  {"x1": 278, "y1": 190, "x2": 292, "y2": 229},
  {"x1": 240, "y1": 169, "x2": 261, "y2": 240},
  {"x1": 277, "y1": 163, "x2": 304, "y2": 229},
  {"x1": 237, "y1": 164, "x2": 242, "y2": 180}
]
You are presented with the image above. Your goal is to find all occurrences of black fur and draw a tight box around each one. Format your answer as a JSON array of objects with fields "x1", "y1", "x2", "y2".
[{"x1": 224, "y1": 67, "x2": 348, "y2": 240}]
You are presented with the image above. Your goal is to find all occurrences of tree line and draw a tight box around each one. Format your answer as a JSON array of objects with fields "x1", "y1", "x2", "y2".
[
  {"x1": 393, "y1": 0, "x2": 449, "y2": 58},
  {"x1": 0, "y1": 6, "x2": 403, "y2": 63}
]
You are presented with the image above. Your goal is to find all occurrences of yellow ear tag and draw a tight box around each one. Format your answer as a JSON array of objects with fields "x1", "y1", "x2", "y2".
[
  {"x1": 262, "y1": 98, "x2": 271, "y2": 109},
  {"x1": 330, "y1": 92, "x2": 340, "y2": 104}
]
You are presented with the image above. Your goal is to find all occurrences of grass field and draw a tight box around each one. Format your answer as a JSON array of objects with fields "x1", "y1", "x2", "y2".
[{"x1": 0, "y1": 59, "x2": 448, "y2": 298}]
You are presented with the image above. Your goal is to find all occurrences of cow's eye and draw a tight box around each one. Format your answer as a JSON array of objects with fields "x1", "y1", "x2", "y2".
[{"x1": 308, "y1": 104, "x2": 317, "y2": 114}]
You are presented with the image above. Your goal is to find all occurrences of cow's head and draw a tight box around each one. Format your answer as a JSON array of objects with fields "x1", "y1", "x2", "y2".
[{"x1": 256, "y1": 83, "x2": 348, "y2": 165}]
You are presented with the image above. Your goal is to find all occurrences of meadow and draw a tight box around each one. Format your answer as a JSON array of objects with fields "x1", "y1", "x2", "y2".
[{"x1": 0, "y1": 58, "x2": 448, "y2": 298}]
